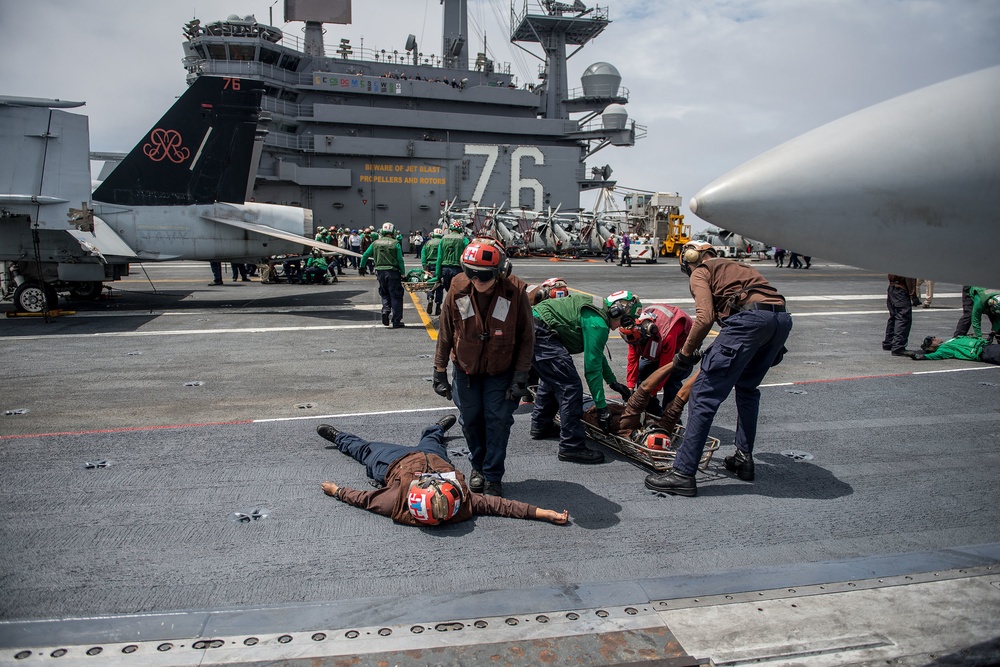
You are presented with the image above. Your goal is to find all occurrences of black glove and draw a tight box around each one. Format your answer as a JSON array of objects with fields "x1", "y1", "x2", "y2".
[
  {"x1": 358, "y1": 267, "x2": 366, "y2": 276},
  {"x1": 432, "y1": 369, "x2": 452, "y2": 400},
  {"x1": 609, "y1": 381, "x2": 632, "y2": 401},
  {"x1": 909, "y1": 351, "x2": 926, "y2": 360},
  {"x1": 597, "y1": 407, "x2": 612, "y2": 433},
  {"x1": 672, "y1": 351, "x2": 696, "y2": 380},
  {"x1": 505, "y1": 371, "x2": 529, "y2": 402}
]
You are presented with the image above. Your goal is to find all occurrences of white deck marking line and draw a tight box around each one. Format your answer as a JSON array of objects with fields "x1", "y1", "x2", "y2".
[
  {"x1": 760, "y1": 365, "x2": 998, "y2": 387},
  {"x1": 254, "y1": 405, "x2": 454, "y2": 423},
  {"x1": 2, "y1": 324, "x2": 382, "y2": 342}
]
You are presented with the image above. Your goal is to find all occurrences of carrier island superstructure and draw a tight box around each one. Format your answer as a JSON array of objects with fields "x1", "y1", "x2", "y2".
[{"x1": 181, "y1": 0, "x2": 644, "y2": 238}]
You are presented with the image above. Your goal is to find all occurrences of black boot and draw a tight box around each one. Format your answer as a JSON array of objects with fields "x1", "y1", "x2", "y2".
[
  {"x1": 644, "y1": 468, "x2": 697, "y2": 496},
  {"x1": 316, "y1": 423, "x2": 340, "y2": 443},
  {"x1": 724, "y1": 449, "x2": 755, "y2": 481},
  {"x1": 436, "y1": 414, "x2": 457, "y2": 432},
  {"x1": 433, "y1": 302, "x2": 441, "y2": 316},
  {"x1": 468, "y1": 469, "x2": 485, "y2": 493}
]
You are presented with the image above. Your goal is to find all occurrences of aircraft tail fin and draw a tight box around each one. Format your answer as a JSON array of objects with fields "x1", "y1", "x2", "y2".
[{"x1": 93, "y1": 76, "x2": 265, "y2": 206}]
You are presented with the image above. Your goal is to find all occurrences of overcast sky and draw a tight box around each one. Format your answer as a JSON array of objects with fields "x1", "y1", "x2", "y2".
[{"x1": 2, "y1": 0, "x2": 998, "y2": 231}]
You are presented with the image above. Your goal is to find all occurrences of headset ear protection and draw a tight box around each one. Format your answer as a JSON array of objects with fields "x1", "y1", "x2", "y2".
[{"x1": 682, "y1": 247, "x2": 704, "y2": 265}]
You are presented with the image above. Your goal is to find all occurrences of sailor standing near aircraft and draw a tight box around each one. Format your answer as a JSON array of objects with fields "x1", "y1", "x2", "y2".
[
  {"x1": 359, "y1": 222, "x2": 406, "y2": 328},
  {"x1": 645, "y1": 241, "x2": 791, "y2": 497}
]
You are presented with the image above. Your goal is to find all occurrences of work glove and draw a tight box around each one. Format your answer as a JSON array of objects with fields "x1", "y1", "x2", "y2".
[
  {"x1": 505, "y1": 371, "x2": 529, "y2": 402},
  {"x1": 671, "y1": 351, "x2": 697, "y2": 380},
  {"x1": 609, "y1": 382, "x2": 632, "y2": 402},
  {"x1": 908, "y1": 351, "x2": 926, "y2": 360},
  {"x1": 432, "y1": 369, "x2": 452, "y2": 400},
  {"x1": 358, "y1": 267, "x2": 366, "y2": 276},
  {"x1": 596, "y1": 407, "x2": 612, "y2": 434}
]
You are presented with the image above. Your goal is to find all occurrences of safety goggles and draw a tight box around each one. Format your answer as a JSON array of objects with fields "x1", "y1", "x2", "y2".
[{"x1": 463, "y1": 266, "x2": 497, "y2": 283}]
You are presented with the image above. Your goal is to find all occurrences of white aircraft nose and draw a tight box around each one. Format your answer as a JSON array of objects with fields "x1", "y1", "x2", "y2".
[{"x1": 687, "y1": 65, "x2": 1000, "y2": 286}]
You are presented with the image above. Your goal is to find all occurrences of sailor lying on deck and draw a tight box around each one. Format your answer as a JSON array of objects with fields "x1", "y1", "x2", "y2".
[
  {"x1": 906, "y1": 335, "x2": 1000, "y2": 364},
  {"x1": 316, "y1": 417, "x2": 569, "y2": 527}
]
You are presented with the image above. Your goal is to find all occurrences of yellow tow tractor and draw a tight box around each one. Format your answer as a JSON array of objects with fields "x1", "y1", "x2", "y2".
[{"x1": 621, "y1": 191, "x2": 691, "y2": 258}]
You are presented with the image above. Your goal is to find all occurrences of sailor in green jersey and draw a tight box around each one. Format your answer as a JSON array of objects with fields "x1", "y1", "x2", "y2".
[
  {"x1": 435, "y1": 221, "x2": 470, "y2": 296},
  {"x1": 421, "y1": 228, "x2": 445, "y2": 315},
  {"x1": 909, "y1": 335, "x2": 1000, "y2": 364},
  {"x1": 300, "y1": 248, "x2": 329, "y2": 284},
  {"x1": 530, "y1": 291, "x2": 640, "y2": 464},
  {"x1": 359, "y1": 222, "x2": 407, "y2": 328},
  {"x1": 968, "y1": 287, "x2": 1000, "y2": 339}
]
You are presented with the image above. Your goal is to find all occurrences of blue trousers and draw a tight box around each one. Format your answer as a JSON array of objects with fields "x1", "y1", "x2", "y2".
[
  {"x1": 441, "y1": 266, "x2": 462, "y2": 294},
  {"x1": 330, "y1": 424, "x2": 450, "y2": 483},
  {"x1": 672, "y1": 310, "x2": 793, "y2": 475},
  {"x1": 530, "y1": 321, "x2": 588, "y2": 453},
  {"x1": 376, "y1": 269, "x2": 404, "y2": 325},
  {"x1": 453, "y1": 368, "x2": 516, "y2": 482}
]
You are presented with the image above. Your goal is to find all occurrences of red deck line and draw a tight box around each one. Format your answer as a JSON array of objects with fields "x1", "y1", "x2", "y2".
[
  {"x1": 792, "y1": 372, "x2": 914, "y2": 385},
  {"x1": 0, "y1": 419, "x2": 254, "y2": 441}
]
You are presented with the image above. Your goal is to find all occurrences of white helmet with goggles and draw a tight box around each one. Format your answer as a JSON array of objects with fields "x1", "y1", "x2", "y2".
[{"x1": 605, "y1": 290, "x2": 642, "y2": 325}]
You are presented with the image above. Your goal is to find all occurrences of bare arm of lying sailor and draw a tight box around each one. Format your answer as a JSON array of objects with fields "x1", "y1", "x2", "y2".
[{"x1": 535, "y1": 508, "x2": 570, "y2": 524}]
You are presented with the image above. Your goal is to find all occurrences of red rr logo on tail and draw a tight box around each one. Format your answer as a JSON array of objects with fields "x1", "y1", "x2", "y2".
[{"x1": 143, "y1": 128, "x2": 191, "y2": 164}]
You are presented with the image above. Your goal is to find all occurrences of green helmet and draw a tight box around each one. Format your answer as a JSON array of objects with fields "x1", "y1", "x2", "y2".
[{"x1": 605, "y1": 290, "x2": 642, "y2": 324}]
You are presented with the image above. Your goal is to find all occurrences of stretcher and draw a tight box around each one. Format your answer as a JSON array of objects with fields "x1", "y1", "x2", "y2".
[
  {"x1": 531, "y1": 386, "x2": 719, "y2": 472},
  {"x1": 403, "y1": 269, "x2": 438, "y2": 294},
  {"x1": 403, "y1": 280, "x2": 437, "y2": 294},
  {"x1": 579, "y1": 419, "x2": 719, "y2": 472}
]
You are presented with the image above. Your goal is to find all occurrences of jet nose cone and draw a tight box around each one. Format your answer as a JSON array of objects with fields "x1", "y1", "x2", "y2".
[{"x1": 688, "y1": 196, "x2": 699, "y2": 216}]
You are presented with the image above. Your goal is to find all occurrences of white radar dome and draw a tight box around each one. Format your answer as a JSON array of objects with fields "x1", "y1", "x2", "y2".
[
  {"x1": 580, "y1": 62, "x2": 622, "y2": 97},
  {"x1": 602, "y1": 103, "x2": 628, "y2": 130}
]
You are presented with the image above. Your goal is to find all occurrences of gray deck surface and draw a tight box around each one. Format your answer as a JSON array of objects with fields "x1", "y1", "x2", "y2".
[{"x1": 1, "y1": 258, "x2": 998, "y2": 653}]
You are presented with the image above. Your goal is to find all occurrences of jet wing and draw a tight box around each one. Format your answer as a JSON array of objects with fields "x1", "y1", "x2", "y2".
[
  {"x1": 204, "y1": 216, "x2": 362, "y2": 257},
  {"x1": 65, "y1": 217, "x2": 139, "y2": 261}
]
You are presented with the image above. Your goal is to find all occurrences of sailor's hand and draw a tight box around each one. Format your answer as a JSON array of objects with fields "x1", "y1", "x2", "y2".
[
  {"x1": 609, "y1": 381, "x2": 631, "y2": 401},
  {"x1": 321, "y1": 481, "x2": 340, "y2": 497},
  {"x1": 596, "y1": 407, "x2": 612, "y2": 433},
  {"x1": 537, "y1": 508, "x2": 569, "y2": 525},
  {"x1": 909, "y1": 351, "x2": 926, "y2": 360},
  {"x1": 672, "y1": 351, "x2": 697, "y2": 380},
  {"x1": 505, "y1": 371, "x2": 529, "y2": 402},
  {"x1": 358, "y1": 267, "x2": 366, "y2": 276},
  {"x1": 432, "y1": 369, "x2": 453, "y2": 400}
]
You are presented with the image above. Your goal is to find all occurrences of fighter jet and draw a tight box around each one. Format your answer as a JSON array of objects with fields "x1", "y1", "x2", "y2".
[
  {"x1": 0, "y1": 76, "x2": 358, "y2": 312},
  {"x1": 688, "y1": 65, "x2": 1000, "y2": 287}
]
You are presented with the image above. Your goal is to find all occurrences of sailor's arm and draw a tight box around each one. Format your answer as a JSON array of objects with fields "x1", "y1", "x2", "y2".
[
  {"x1": 470, "y1": 493, "x2": 568, "y2": 524},
  {"x1": 681, "y1": 270, "x2": 715, "y2": 356},
  {"x1": 322, "y1": 482, "x2": 394, "y2": 517},
  {"x1": 580, "y1": 310, "x2": 613, "y2": 408}
]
